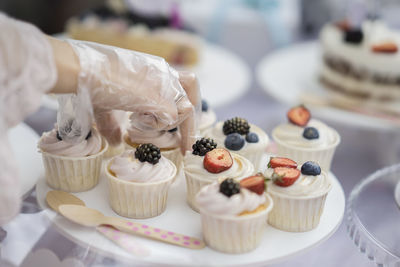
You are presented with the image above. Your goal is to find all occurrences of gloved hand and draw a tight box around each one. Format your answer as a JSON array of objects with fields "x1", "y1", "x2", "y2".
[{"x1": 67, "y1": 40, "x2": 199, "y2": 151}]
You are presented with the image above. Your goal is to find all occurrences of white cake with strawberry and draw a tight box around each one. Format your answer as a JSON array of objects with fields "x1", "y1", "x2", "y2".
[
  {"x1": 183, "y1": 138, "x2": 254, "y2": 212},
  {"x1": 264, "y1": 157, "x2": 332, "y2": 232}
]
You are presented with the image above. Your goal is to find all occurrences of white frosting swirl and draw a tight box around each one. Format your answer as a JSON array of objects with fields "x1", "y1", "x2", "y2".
[
  {"x1": 183, "y1": 151, "x2": 254, "y2": 182},
  {"x1": 109, "y1": 150, "x2": 175, "y2": 183},
  {"x1": 199, "y1": 109, "x2": 217, "y2": 131},
  {"x1": 272, "y1": 119, "x2": 338, "y2": 149},
  {"x1": 196, "y1": 182, "x2": 266, "y2": 216},
  {"x1": 38, "y1": 127, "x2": 102, "y2": 157},
  {"x1": 127, "y1": 125, "x2": 181, "y2": 149},
  {"x1": 205, "y1": 121, "x2": 269, "y2": 151},
  {"x1": 266, "y1": 168, "x2": 331, "y2": 197}
]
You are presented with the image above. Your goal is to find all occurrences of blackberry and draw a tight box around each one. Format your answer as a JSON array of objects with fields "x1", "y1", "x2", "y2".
[
  {"x1": 134, "y1": 143, "x2": 161, "y2": 164},
  {"x1": 219, "y1": 178, "x2": 240, "y2": 197},
  {"x1": 223, "y1": 117, "x2": 250, "y2": 135},
  {"x1": 192, "y1": 138, "x2": 217, "y2": 156},
  {"x1": 344, "y1": 29, "x2": 363, "y2": 44}
]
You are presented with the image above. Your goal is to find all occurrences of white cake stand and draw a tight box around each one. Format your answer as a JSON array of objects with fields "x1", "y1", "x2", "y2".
[{"x1": 36, "y1": 155, "x2": 345, "y2": 266}]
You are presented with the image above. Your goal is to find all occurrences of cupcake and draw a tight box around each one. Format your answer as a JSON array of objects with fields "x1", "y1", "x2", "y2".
[
  {"x1": 183, "y1": 138, "x2": 254, "y2": 212},
  {"x1": 124, "y1": 123, "x2": 182, "y2": 178},
  {"x1": 199, "y1": 99, "x2": 217, "y2": 135},
  {"x1": 38, "y1": 125, "x2": 108, "y2": 192},
  {"x1": 196, "y1": 177, "x2": 273, "y2": 253},
  {"x1": 265, "y1": 157, "x2": 332, "y2": 232},
  {"x1": 204, "y1": 117, "x2": 269, "y2": 171},
  {"x1": 272, "y1": 106, "x2": 340, "y2": 171},
  {"x1": 106, "y1": 144, "x2": 176, "y2": 219}
]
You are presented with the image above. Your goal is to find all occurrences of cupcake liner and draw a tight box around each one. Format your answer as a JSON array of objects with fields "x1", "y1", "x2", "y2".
[
  {"x1": 41, "y1": 139, "x2": 108, "y2": 192},
  {"x1": 104, "y1": 143, "x2": 125, "y2": 158},
  {"x1": 199, "y1": 194, "x2": 273, "y2": 254},
  {"x1": 272, "y1": 129, "x2": 340, "y2": 172},
  {"x1": 267, "y1": 184, "x2": 331, "y2": 232},
  {"x1": 184, "y1": 172, "x2": 213, "y2": 212},
  {"x1": 106, "y1": 160, "x2": 176, "y2": 219}
]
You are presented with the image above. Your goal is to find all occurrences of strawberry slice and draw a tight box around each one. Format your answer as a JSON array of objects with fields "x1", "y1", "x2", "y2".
[
  {"x1": 240, "y1": 175, "x2": 265, "y2": 195},
  {"x1": 372, "y1": 42, "x2": 398, "y2": 54},
  {"x1": 268, "y1": 157, "x2": 297, "y2": 169},
  {"x1": 273, "y1": 167, "x2": 300, "y2": 187},
  {"x1": 287, "y1": 105, "x2": 311, "y2": 127},
  {"x1": 334, "y1": 20, "x2": 350, "y2": 31},
  {"x1": 203, "y1": 148, "x2": 233, "y2": 173}
]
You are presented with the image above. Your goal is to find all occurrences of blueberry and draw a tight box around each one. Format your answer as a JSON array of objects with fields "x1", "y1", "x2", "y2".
[
  {"x1": 201, "y1": 99, "x2": 209, "y2": 112},
  {"x1": 168, "y1": 127, "x2": 178, "y2": 133},
  {"x1": 303, "y1": 127, "x2": 319, "y2": 140},
  {"x1": 301, "y1": 161, "x2": 321, "y2": 176},
  {"x1": 224, "y1": 133, "x2": 245, "y2": 151},
  {"x1": 246, "y1": 132, "x2": 259, "y2": 143},
  {"x1": 56, "y1": 131, "x2": 62, "y2": 141},
  {"x1": 344, "y1": 29, "x2": 363, "y2": 44}
]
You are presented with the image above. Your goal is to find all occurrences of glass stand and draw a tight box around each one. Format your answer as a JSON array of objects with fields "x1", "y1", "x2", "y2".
[{"x1": 346, "y1": 163, "x2": 400, "y2": 267}]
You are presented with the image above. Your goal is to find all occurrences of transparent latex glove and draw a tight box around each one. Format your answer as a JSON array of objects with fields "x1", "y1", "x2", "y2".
[{"x1": 68, "y1": 40, "x2": 199, "y2": 151}]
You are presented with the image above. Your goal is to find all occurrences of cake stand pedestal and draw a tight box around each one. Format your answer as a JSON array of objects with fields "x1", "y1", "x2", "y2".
[{"x1": 346, "y1": 163, "x2": 400, "y2": 266}]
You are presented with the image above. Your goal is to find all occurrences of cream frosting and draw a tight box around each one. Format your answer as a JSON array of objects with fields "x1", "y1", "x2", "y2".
[
  {"x1": 127, "y1": 125, "x2": 181, "y2": 149},
  {"x1": 183, "y1": 151, "x2": 254, "y2": 182},
  {"x1": 196, "y1": 182, "x2": 266, "y2": 216},
  {"x1": 199, "y1": 109, "x2": 217, "y2": 131},
  {"x1": 109, "y1": 150, "x2": 175, "y2": 183},
  {"x1": 273, "y1": 119, "x2": 338, "y2": 149},
  {"x1": 205, "y1": 121, "x2": 269, "y2": 151},
  {"x1": 39, "y1": 126, "x2": 102, "y2": 157},
  {"x1": 265, "y1": 168, "x2": 331, "y2": 197}
]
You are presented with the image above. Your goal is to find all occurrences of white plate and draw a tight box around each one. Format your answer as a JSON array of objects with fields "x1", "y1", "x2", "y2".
[
  {"x1": 9, "y1": 123, "x2": 43, "y2": 198},
  {"x1": 42, "y1": 41, "x2": 251, "y2": 110},
  {"x1": 256, "y1": 41, "x2": 399, "y2": 130},
  {"x1": 36, "y1": 154, "x2": 345, "y2": 266}
]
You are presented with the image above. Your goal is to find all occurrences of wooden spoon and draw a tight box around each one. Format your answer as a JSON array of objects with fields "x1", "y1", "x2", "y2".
[
  {"x1": 59, "y1": 204, "x2": 205, "y2": 250},
  {"x1": 46, "y1": 190, "x2": 151, "y2": 257}
]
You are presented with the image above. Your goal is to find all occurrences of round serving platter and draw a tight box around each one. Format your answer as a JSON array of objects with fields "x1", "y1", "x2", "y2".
[{"x1": 36, "y1": 154, "x2": 345, "y2": 266}]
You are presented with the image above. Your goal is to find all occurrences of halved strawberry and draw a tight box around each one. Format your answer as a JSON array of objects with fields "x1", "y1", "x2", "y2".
[
  {"x1": 273, "y1": 167, "x2": 300, "y2": 187},
  {"x1": 334, "y1": 19, "x2": 350, "y2": 31},
  {"x1": 240, "y1": 175, "x2": 265, "y2": 195},
  {"x1": 268, "y1": 157, "x2": 297, "y2": 169},
  {"x1": 287, "y1": 105, "x2": 311, "y2": 127},
  {"x1": 372, "y1": 42, "x2": 398, "y2": 54},
  {"x1": 203, "y1": 148, "x2": 233, "y2": 173}
]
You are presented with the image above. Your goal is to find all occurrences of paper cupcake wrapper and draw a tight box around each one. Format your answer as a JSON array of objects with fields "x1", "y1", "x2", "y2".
[
  {"x1": 106, "y1": 162, "x2": 176, "y2": 219},
  {"x1": 104, "y1": 143, "x2": 125, "y2": 158},
  {"x1": 267, "y1": 190, "x2": 329, "y2": 232},
  {"x1": 274, "y1": 143, "x2": 338, "y2": 172},
  {"x1": 41, "y1": 140, "x2": 108, "y2": 192},
  {"x1": 199, "y1": 195, "x2": 273, "y2": 254},
  {"x1": 184, "y1": 172, "x2": 213, "y2": 212}
]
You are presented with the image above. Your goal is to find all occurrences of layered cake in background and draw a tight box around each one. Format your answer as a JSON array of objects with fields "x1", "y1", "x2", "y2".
[
  {"x1": 320, "y1": 19, "x2": 400, "y2": 101},
  {"x1": 38, "y1": 125, "x2": 108, "y2": 192},
  {"x1": 66, "y1": 0, "x2": 201, "y2": 66},
  {"x1": 196, "y1": 177, "x2": 273, "y2": 253},
  {"x1": 204, "y1": 117, "x2": 269, "y2": 171},
  {"x1": 272, "y1": 106, "x2": 340, "y2": 171},
  {"x1": 264, "y1": 157, "x2": 331, "y2": 232},
  {"x1": 106, "y1": 145, "x2": 176, "y2": 218},
  {"x1": 199, "y1": 99, "x2": 217, "y2": 135},
  {"x1": 184, "y1": 138, "x2": 254, "y2": 212}
]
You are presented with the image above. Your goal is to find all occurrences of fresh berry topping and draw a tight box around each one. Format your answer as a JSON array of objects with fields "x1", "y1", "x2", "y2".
[
  {"x1": 224, "y1": 133, "x2": 245, "y2": 151},
  {"x1": 85, "y1": 130, "x2": 92, "y2": 140},
  {"x1": 192, "y1": 138, "x2": 217, "y2": 156},
  {"x1": 268, "y1": 157, "x2": 297, "y2": 169},
  {"x1": 344, "y1": 29, "x2": 363, "y2": 44},
  {"x1": 287, "y1": 106, "x2": 311, "y2": 127},
  {"x1": 168, "y1": 127, "x2": 178, "y2": 133},
  {"x1": 56, "y1": 131, "x2": 62, "y2": 141},
  {"x1": 334, "y1": 20, "x2": 350, "y2": 31},
  {"x1": 303, "y1": 127, "x2": 319, "y2": 140},
  {"x1": 245, "y1": 132, "x2": 259, "y2": 143},
  {"x1": 372, "y1": 42, "x2": 398, "y2": 54},
  {"x1": 203, "y1": 148, "x2": 233, "y2": 173},
  {"x1": 240, "y1": 174, "x2": 265, "y2": 195},
  {"x1": 219, "y1": 178, "x2": 240, "y2": 197},
  {"x1": 201, "y1": 99, "x2": 209, "y2": 112},
  {"x1": 222, "y1": 117, "x2": 250, "y2": 135},
  {"x1": 273, "y1": 167, "x2": 301, "y2": 187},
  {"x1": 301, "y1": 161, "x2": 321, "y2": 176},
  {"x1": 134, "y1": 143, "x2": 161, "y2": 165}
]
